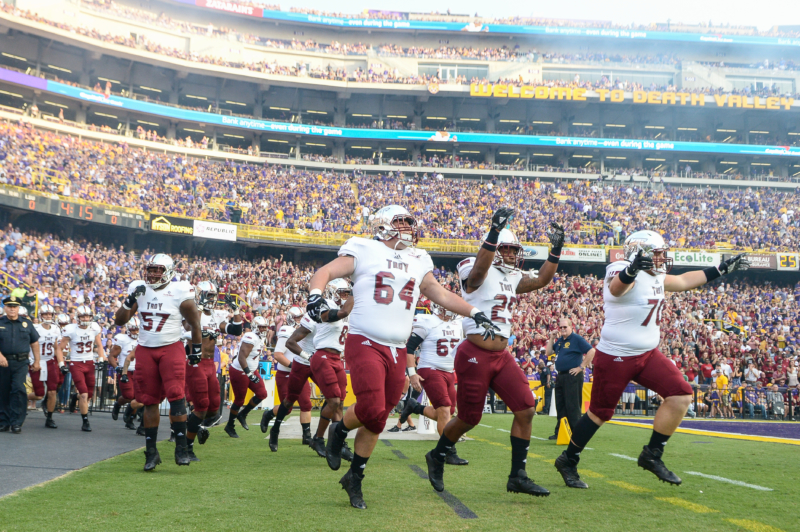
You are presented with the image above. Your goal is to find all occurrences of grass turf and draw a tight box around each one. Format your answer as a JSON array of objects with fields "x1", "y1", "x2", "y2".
[{"x1": 0, "y1": 413, "x2": 796, "y2": 532}]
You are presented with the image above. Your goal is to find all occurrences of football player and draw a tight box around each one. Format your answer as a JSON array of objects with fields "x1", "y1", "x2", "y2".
[
  {"x1": 114, "y1": 254, "x2": 202, "y2": 471},
  {"x1": 257, "y1": 307, "x2": 313, "y2": 439},
  {"x1": 555, "y1": 231, "x2": 749, "y2": 489},
  {"x1": 60, "y1": 305, "x2": 105, "y2": 432},
  {"x1": 403, "y1": 302, "x2": 467, "y2": 465},
  {"x1": 185, "y1": 282, "x2": 243, "y2": 460},
  {"x1": 110, "y1": 318, "x2": 139, "y2": 428},
  {"x1": 226, "y1": 316, "x2": 269, "y2": 438},
  {"x1": 307, "y1": 205, "x2": 497, "y2": 510},
  {"x1": 29, "y1": 305, "x2": 67, "y2": 428},
  {"x1": 425, "y1": 208, "x2": 564, "y2": 497},
  {"x1": 121, "y1": 344, "x2": 145, "y2": 435}
]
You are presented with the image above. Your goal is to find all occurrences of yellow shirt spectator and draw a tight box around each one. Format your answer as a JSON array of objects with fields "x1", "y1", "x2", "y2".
[
  {"x1": 715, "y1": 373, "x2": 729, "y2": 391},
  {"x1": 220, "y1": 351, "x2": 230, "y2": 376}
]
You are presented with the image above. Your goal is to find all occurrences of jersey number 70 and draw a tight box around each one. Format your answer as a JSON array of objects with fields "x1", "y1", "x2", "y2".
[{"x1": 642, "y1": 299, "x2": 666, "y2": 326}]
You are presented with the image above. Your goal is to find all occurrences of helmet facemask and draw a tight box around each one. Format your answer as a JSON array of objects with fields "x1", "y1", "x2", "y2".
[
  {"x1": 376, "y1": 215, "x2": 418, "y2": 248},
  {"x1": 495, "y1": 243, "x2": 523, "y2": 273}
]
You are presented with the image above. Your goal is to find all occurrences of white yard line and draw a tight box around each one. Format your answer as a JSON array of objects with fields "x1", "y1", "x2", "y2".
[
  {"x1": 530, "y1": 435, "x2": 547, "y2": 441},
  {"x1": 478, "y1": 424, "x2": 493, "y2": 428},
  {"x1": 683, "y1": 472, "x2": 773, "y2": 491},
  {"x1": 496, "y1": 428, "x2": 511, "y2": 433},
  {"x1": 609, "y1": 453, "x2": 637, "y2": 461}
]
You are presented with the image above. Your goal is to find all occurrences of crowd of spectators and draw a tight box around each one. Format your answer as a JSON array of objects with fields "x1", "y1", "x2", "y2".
[{"x1": 3, "y1": 120, "x2": 800, "y2": 250}]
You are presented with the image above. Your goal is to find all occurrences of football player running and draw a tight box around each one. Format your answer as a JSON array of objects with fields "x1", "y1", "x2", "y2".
[
  {"x1": 60, "y1": 305, "x2": 105, "y2": 432},
  {"x1": 425, "y1": 208, "x2": 564, "y2": 497},
  {"x1": 307, "y1": 205, "x2": 498, "y2": 510},
  {"x1": 109, "y1": 318, "x2": 140, "y2": 429},
  {"x1": 118, "y1": 320, "x2": 143, "y2": 431},
  {"x1": 30, "y1": 305, "x2": 67, "y2": 429},
  {"x1": 226, "y1": 316, "x2": 269, "y2": 440},
  {"x1": 403, "y1": 302, "x2": 467, "y2": 465},
  {"x1": 114, "y1": 254, "x2": 202, "y2": 471},
  {"x1": 185, "y1": 282, "x2": 243, "y2": 460},
  {"x1": 554, "y1": 231, "x2": 749, "y2": 489}
]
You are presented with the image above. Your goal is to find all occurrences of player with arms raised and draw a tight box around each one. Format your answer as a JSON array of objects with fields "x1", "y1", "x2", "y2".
[
  {"x1": 30, "y1": 305, "x2": 67, "y2": 429},
  {"x1": 61, "y1": 305, "x2": 105, "y2": 432},
  {"x1": 114, "y1": 254, "x2": 202, "y2": 471},
  {"x1": 555, "y1": 231, "x2": 749, "y2": 489},
  {"x1": 425, "y1": 208, "x2": 564, "y2": 497},
  {"x1": 307, "y1": 205, "x2": 498, "y2": 510}
]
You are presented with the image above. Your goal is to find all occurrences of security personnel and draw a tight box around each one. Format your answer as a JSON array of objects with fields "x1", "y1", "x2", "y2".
[
  {"x1": 546, "y1": 318, "x2": 595, "y2": 440},
  {"x1": 0, "y1": 295, "x2": 41, "y2": 433}
]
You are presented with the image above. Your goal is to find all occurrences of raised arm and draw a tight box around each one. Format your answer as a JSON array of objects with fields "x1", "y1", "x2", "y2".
[
  {"x1": 665, "y1": 253, "x2": 750, "y2": 293},
  {"x1": 465, "y1": 208, "x2": 514, "y2": 292},
  {"x1": 516, "y1": 222, "x2": 565, "y2": 294}
]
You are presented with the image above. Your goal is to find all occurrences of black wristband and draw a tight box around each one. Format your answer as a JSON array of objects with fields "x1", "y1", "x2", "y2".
[
  {"x1": 327, "y1": 308, "x2": 340, "y2": 322},
  {"x1": 703, "y1": 266, "x2": 722, "y2": 283},
  {"x1": 484, "y1": 228, "x2": 500, "y2": 245},
  {"x1": 482, "y1": 241, "x2": 498, "y2": 252},
  {"x1": 618, "y1": 268, "x2": 637, "y2": 285},
  {"x1": 550, "y1": 245, "x2": 563, "y2": 257},
  {"x1": 547, "y1": 253, "x2": 560, "y2": 264},
  {"x1": 242, "y1": 366, "x2": 251, "y2": 375}
]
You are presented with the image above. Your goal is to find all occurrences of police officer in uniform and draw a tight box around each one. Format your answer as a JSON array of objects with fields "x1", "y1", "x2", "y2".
[
  {"x1": 546, "y1": 318, "x2": 595, "y2": 440},
  {"x1": 0, "y1": 296, "x2": 41, "y2": 433}
]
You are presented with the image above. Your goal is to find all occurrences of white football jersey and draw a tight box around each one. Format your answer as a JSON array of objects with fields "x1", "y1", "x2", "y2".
[
  {"x1": 293, "y1": 314, "x2": 317, "y2": 366},
  {"x1": 232, "y1": 331, "x2": 265, "y2": 372},
  {"x1": 62, "y1": 323, "x2": 102, "y2": 362},
  {"x1": 128, "y1": 280, "x2": 195, "y2": 347},
  {"x1": 413, "y1": 314, "x2": 463, "y2": 372},
  {"x1": 457, "y1": 257, "x2": 522, "y2": 339},
  {"x1": 34, "y1": 324, "x2": 62, "y2": 362},
  {"x1": 339, "y1": 237, "x2": 434, "y2": 348},
  {"x1": 596, "y1": 260, "x2": 666, "y2": 357},
  {"x1": 274, "y1": 324, "x2": 296, "y2": 372},
  {"x1": 113, "y1": 333, "x2": 138, "y2": 371},
  {"x1": 200, "y1": 310, "x2": 228, "y2": 335},
  {"x1": 313, "y1": 299, "x2": 348, "y2": 352}
]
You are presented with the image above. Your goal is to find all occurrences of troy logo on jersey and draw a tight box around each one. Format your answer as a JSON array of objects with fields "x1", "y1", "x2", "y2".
[
  {"x1": 385, "y1": 259, "x2": 409, "y2": 272},
  {"x1": 145, "y1": 301, "x2": 164, "y2": 311}
]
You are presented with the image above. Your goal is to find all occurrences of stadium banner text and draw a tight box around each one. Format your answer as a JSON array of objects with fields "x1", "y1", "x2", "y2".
[
  {"x1": 150, "y1": 215, "x2": 194, "y2": 235},
  {"x1": 669, "y1": 250, "x2": 721, "y2": 267},
  {"x1": 777, "y1": 253, "x2": 800, "y2": 271},
  {"x1": 608, "y1": 248, "x2": 625, "y2": 262},
  {"x1": 723, "y1": 253, "x2": 776, "y2": 270},
  {"x1": 522, "y1": 245, "x2": 550, "y2": 260},
  {"x1": 169, "y1": 0, "x2": 800, "y2": 47},
  {"x1": 193, "y1": 220, "x2": 237, "y2": 241},
  {"x1": 469, "y1": 84, "x2": 795, "y2": 111},
  {"x1": 2, "y1": 70, "x2": 791, "y2": 158},
  {"x1": 560, "y1": 247, "x2": 606, "y2": 262}
]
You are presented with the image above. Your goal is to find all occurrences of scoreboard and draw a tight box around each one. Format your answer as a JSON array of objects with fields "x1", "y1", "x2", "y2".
[{"x1": 0, "y1": 186, "x2": 146, "y2": 229}]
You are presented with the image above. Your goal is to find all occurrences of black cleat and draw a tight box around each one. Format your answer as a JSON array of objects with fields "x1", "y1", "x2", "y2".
[
  {"x1": 401, "y1": 396, "x2": 417, "y2": 421},
  {"x1": 125, "y1": 420, "x2": 136, "y2": 430},
  {"x1": 402, "y1": 425, "x2": 416, "y2": 432},
  {"x1": 555, "y1": 453, "x2": 588, "y2": 489},
  {"x1": 10, "y1": 425, "x2": 21, "y2": 434},
  {"x1": 302, "y1": 428, "x2": 312, "y2": 446},
  {"x1": 341, "y1": 440, "x2": 354, "y2": 462},
  {"x1": 111, "y1": 402, "x2": 122, "y2": 421},
  {"x1": 174, "y1": 444, "x2": 191, "y2": 466},
  {"x1": 45, "y1": 417, "x2": 58, "y2": 429},
  {"x1": 425, "y1": 451, "x2": 445, "y2": 492},
  {"x1": 136, "y1": 425, "x2": 146, "y2": 436},
  {"x1": 548, "y1": 434, "x2": 558, "y2": 440},
  {"x1": 339, "y1": 469, "x2": 367, "y2": 510},
  {"x1": 445, "y1": 446, "x2": 469, "y2": 466},
  {"x1": 269, "y1": 426, "x2": 280, "y2": 452},
  {"x1": 81, "y1": 420, "x2": 92, "y2": 432},
  {"x1": 638, "y1": 446, "x2": 682, "y2": 485},
  {"x1": 68, "y1": 393, "x2": 78, "y2": 413},
  {"x1": 168, "y1": 430, "x2": 175, "y2": 443},
  {"x1": 236, "y1": 411, "x2": 250, "y2": 431},
  {"x1": 123, "y1": 408, "x2": 133, "y2": 425},
  {"x1": 325, "y1": 422, "x2": 344, "y2": 471},
  {"x1": 202, "y1": 411, "x2": 222, "y2": 428},
  {"x1": 187, "y1": 445, "x2": 200, "y2": 462},
  {"x1": 197, "y1": 427, "x2": 210, "y2": 445},
  {"x1": 144, "y1": 448, "x2": 161, "y2": 471},
  {"x1": 387, "y1": 425, "x2": 401, "y2": 432},
  {"x1": 260, "y1": 409, "x2": 274, "y2": 433},
  {"x1": 507, "y1": 470, "x2": 550, "y2": 497},
  {"x1": 224, "y1": 424, "x2": 239, "y2": 439},
  {"x1": 311, "y1": 436, "x2": 327, "y2": 458}
]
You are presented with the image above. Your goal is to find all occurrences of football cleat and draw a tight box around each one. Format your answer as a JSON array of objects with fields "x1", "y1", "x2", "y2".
[
  {"x1": 387, "y1": 425, "x2": 401, "y2": 433},
  {"x1": 507, "y1": 470, "x2": 550, "y2": 497},
  {"x1": 187, "y1": 445, "x2": 200, "y2": 462},
  {"x1": 45, "y1": 417, "x2": 58, "y2": 429},
  {"x1": 555, "y1": 453, "x2": 588, "y2": 489},
  {"x1": 302, "y1": 427, "x2": 312, "y2": 446},
  {"x1": 81, "y1": 420, "x2": 92, "y2": 432},
  {"x1": 197, "y1": 427, "x2": 210, "y2": 445},
  {"x1": 638, "y1": 446, "x2": 682, "y2": 485},
  {"x1": 168, "y1": 430, "x2": 175, "y2": 443},
  {"x1": 401, "y1": 397, "x2": 417, "y2": 422},
  {"x1": 402, "y1": 425, "x2": 416, "y2": 432},
  {"x1": 111, "y1": 402, "x2": 122, "y2": 421},
  {"x1": 124, "y1": 420, "x2": 136, "y2": 430},
  {"x1": 144, "y1": 448, "x2": 162, "y2": 471},
  {"x1": 68, "y1": 393, "x2": 78, "y2": 413},
  {"x1": 269, "y1": 426, "x2": 280, "y2": 452},
  {"x1": 311, "y1": 436, "x2": 327, "y2": 458},
  {"x1": 445, "y1": 447, "x2": 468, "y2": 466},
  {"x1": 136, "y1": 425, "x2": 146, "y2": 436},
  {"x1": 236, "y1": 411, "x2": 250, "y2": 431},
  {"x1": 425, "y1": 451, "x2": 445, "y2": 492},
  {"x1": 325, "y1": 422, "x2": 344, "y2": 471},
  {"x1": 339, "y1": 469, "x2": 367, "y2": 510},
  {"x1": 202, "y1": 411, "x2": 222, "y2": 428},
  {"x1": 260, "y1": 409, "x2": 274, "y2": 433},
  {"x1": 174, "y1": 444, "x2": 191, "y2": 466},
  {"x1": 341, "y1": 440, "x2": 354, "y2": 462},
  {"x1": 224, "y1": 424, "x2": 239, "y2": 439}
]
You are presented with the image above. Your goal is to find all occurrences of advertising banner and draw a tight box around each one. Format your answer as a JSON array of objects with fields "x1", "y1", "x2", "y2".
[
  {"x1": 608, "y1": 248, "x2": 626, "y2": 262},
  {"x1": 150, "y1": 215, "x2": 194, "y2": 235},
  {"x1": 193, "y1": 219, "x2": 237, "y2": 241},
  {"x1": 777, "y1": 253, "x2": 800, "y2": 271},
  {"x1": 723, "y1": 253, "x2": 776, "y2": 270},
  {"x1": 196, "y1": 0, "x2": 263, "y2": 17},
  {"x1": 560, "y1": 247, "x2": 606, "y2": 263},
  {"x1": 522, "y1": 245, "x2": 550, "y2": 260},
  {"x1": 668, "y1": 250, "x2": 721, "y2": 267}
]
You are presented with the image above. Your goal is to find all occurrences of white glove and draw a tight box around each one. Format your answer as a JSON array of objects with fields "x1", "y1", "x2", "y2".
[{"x1": 298, "y1": 350, "x2": 313, "y2": 361}]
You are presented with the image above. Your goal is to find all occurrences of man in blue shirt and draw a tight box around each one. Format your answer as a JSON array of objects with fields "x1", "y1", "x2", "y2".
[{"x1": 546, "y1": 318, "x2": 595, "y2": 440}]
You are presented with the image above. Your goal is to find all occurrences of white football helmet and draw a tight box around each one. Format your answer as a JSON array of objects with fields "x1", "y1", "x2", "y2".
[
  {"x1": 144, "y1": 253, "x2": 175, "y2": 290},
  {"x1": 196, "y1": 281, "x2": 218, "y2": 311},
  {"x1": 482, "y1": 228, "x2": 523, "y2": 273},
  {"x1": 325, "y1": 278, "x2": 352, "y2": 306},
  {"x1": 370, "y1": 205, "x2": 418, "y2": 248},
  {"x1": 57, "y1": 313, "x2": 71, "y2": 327},
  {"x1": 39, "y1": 304, "x2": 55, "y2": 324},
  {"x1": 430, "y1": 301, "x2": 457, "y2": 322},
  {"x1": 286, "y1": 306, "x2": 303, "y2": 326},
  {"x1": 19, "y1": 306, "x2": 28, "y2": 317},
  {"x1": 126, "y1": 317, "x2": 140, "y2": 339},
  {"x1": 77, "y1": 305, "x2": 93, "y2": 327},
  {"x1": 623, "y1": 230, "x2": 672, "y2": 274},
  {"x1": 253, "y1": 315, "x2": 269, "y2": 339}
]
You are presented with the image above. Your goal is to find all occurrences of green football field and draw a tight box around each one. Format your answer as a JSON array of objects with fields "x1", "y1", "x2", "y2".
[{"x1": 0, "y1": 414, "x2": 796, "y2": 532}]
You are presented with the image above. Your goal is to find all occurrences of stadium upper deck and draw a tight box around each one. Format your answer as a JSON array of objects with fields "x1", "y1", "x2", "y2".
[{"x1": 1, "y1": 0, "x2": 800, "y2": 177}]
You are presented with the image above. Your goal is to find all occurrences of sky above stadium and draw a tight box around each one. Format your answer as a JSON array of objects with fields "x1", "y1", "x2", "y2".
[{"x1": 280, "y1": 0, "x2": 796, "y2": 30}]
